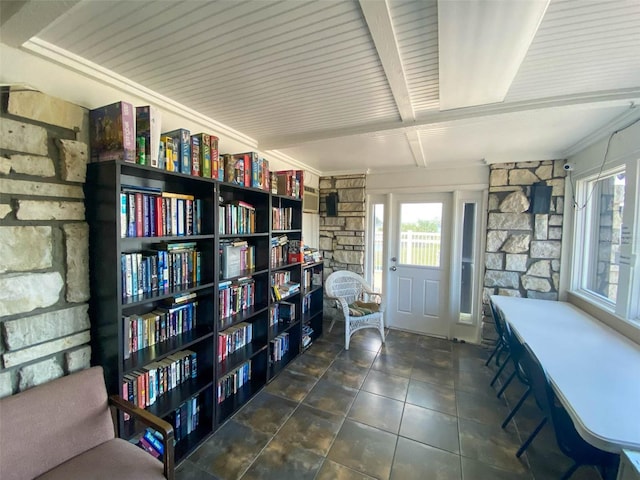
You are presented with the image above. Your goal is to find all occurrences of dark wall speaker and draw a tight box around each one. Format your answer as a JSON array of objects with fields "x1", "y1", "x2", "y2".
[
  {"x1": 326, "y1": 192, "x2": 339, "y2": 217},
  {"x1": 530, "y1": 182, "x2": 553, "y2": 214}
]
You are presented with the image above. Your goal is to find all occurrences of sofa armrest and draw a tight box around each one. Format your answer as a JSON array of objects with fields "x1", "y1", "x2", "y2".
[{"x1": 109, "y1": 395, "x2": 175, "y2": 480}]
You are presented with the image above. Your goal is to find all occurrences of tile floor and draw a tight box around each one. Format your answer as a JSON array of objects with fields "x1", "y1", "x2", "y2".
[{"x1": 175, "y1": 322, "x2": 604, "y2": 480}]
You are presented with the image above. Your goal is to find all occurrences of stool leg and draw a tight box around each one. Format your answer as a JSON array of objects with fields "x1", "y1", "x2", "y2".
[
  {"x1": 485, "y1": 340, "x2": 502, "y2": 366},
  {"x1": 502, "y1": 387, "x2": 530, "y2": 428},
  {"x1": 490, "y1": 353, "x2": 511, "y2": 387},
  {"x1": 516, "y1": 417, "x2": 547, "y2": 458},
  {"x1": 496, "y1": 369, "x2": 517, "y2": 398}
]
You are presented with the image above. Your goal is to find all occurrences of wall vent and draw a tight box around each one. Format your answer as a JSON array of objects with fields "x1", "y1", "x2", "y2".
[{"x1": 302, "y1": 185, "x2": 319, "y2": 213}]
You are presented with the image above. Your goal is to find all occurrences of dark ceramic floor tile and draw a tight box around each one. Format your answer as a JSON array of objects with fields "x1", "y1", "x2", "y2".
[
  {"x1": 336, "y1": 348, "x2": 378, "y2": 369},
  {"x1": 263, "y1": 369, "x2": 318, "y2": 403},
  {"x1": 454, "y1": 368, "x2": 505, "y2": 400},
  {"x1": 287, "y1": 352, "x2": 333, "y2": 378},
  {"x1": 454, "y1": 354, "x2": 490, "y2": 374},
  {"x1": 414, "y1": 350, "x2": 454, "y2": 370},
  {"x1": 348, "y1": 391, "x2": 404, "y2": 434},
  {"x1": 379, "y1": 331, "x2": 419, "y2": 357},
  {"x1": 362, "y1": 369, "x2": 409, "y2": 401},
  {"x1": 316, "y1": 460, "x2": 377, "y2": 480},
  {"x1": 321, "y1": 358, "x2": 370, "y2": 389},
  {"x1": 232, "y1": 390, "x2": 298, "y2": 435},
  {"x1": 188, "y1": 420, "x2": 271, "y2": 480},
  {"x1": 411, "y1": 362, "x2": 455, "y2": 388},
  {"x1": 348, "y1": 329, "x2": 384, "y2": 352},
  {"x1": 456, "y1": 389, "x2": 511, "y2": 426},
  {"x1": 327, "y1": 420, "x2": 398, "y2": 480},
  {"x1": 371, "y1": 352, "x2": 413, "y2": 378},
  {"x1": 379, "y1": 341, "x2": 418, "y2": 361},
  {"x1": 418, "y1": 335, "x2": 453, "y2": 352},
  {"x1": 239, "y1": 440, "x2": 323, "y2": 480},
  {"x1": 399, "y1": 403, "x2": 460, "y2": 454},
  {"x1": 303, "y1": 378, "x2": 359, "y2": 416},
  {"x1": 458, "y1": 417, "x2": 529, "y2": 474},
  {"x1": 269, "y1": 404, "x2": 344, "y2": 456},
  {"x1": 175, "y1": 460, "x2": 221, "y2": 480},
  {"x1": 406, "y1": 378, "x2": 457, "y2": 416},
  {"x1": 390, "y1": 436, "x2": 462, "y2": 480},
  {"x1": 305, "y1": 340, "x2": 344, "y2": 361},
  {"x1": 453, "y1": 342, "x2": 488, "y2": 359},
  {"x1": 461, "y1": 457, "x2": 532, "y2": 480}
]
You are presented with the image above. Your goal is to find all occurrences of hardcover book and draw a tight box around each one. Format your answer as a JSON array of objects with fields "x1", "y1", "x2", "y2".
[
  {"x1": 190, "y1": 135, "x2": 200, "y2": 176},
  {"x1": 162, "y1": 128, "x2": 191, "y2": 174},
  {"x1": 210, "y1": 135, "x2": 220, "y2": 180},
  {"x1": 90, "y1": 101, "x2": 136, "y2": 163},
  {"x1": 194, "y1": 133, "x2": 211, "y2": 178}
]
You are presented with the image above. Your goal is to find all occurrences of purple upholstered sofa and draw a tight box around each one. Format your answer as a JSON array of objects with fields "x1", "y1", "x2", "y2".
[{"x1": 0, "y1": 366, "x2": 174, "y2": 480}]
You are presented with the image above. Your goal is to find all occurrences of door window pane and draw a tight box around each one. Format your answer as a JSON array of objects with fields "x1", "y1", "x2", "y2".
[
  {"x1": 399, "y1": 203, "x2": 442, "y2": 267},
  {"x1": 460, "y1": 202, "x2": 476, "y2": 320},
  {"x1": 372, "y1": 203, "x2": 384, "y2": 293}
]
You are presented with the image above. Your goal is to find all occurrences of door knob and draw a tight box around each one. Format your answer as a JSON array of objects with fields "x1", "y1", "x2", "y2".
[
  {"x1": 391, "y1": 257, "x2": 397, "y2": 262},
  {"x1": 390, "y1": 266, "x2": 397, "y2": 271}
]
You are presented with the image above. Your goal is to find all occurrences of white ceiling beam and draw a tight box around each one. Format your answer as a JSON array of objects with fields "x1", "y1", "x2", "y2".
[
  {"x1": 438, "y1": 0, "x2": 550, "y2": 110},
  {"x1": 260, "y1": 87, "x2": 640, "y2": 150},
  {"x1": 405, "y1": 130, "x2": 427, "y2": 167},
  {"x1": 359, "y1": 0, "x2": 415, "y2": 122},
  {"x1": 0, "y1": 0, "x2": 80, "y2": 47}
]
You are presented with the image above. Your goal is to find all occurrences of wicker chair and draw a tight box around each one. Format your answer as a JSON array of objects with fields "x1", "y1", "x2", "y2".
[{"x1": 325, "y1": 270, "x2": 385, "y2": 350}]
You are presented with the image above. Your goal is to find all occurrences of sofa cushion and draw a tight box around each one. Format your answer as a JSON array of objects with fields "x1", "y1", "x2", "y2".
[
  {"x1": 0, "y1": 367, "x2": 116, "y2": 480},
  {"x1": 37, "y1": 438, "x2": 165, "y2": 480}
]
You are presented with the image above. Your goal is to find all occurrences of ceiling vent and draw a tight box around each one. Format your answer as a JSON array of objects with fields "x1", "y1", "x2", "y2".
[{"x1": 302, "y1": 185, "x2": 319, "y2": 214}]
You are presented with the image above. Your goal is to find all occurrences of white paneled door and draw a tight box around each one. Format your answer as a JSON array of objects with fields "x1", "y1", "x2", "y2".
[{"x1": 386, "y1": 194, "x2": 451, "y2": 337}]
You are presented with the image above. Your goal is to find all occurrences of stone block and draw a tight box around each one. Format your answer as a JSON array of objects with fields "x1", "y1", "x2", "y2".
[
  {"x1": 8, "y1": 87, "x2": 87, "y2": 131},
  {"x1": 345, "y1": 217, "x2": 365, "y2": 231},
  {"x1": 521, "y1": 275, "x2": 551, "y2": 292},
  {"x1": 497, "y1": 289, "x2": 521, "y2": 297},
  {"x1": 501, "y1": 234, "x2": 530, "y2": 253},
  {"x1": 509, "y1": 169, "x2": 539, "y2": 185},
  {"x1": 64, "y1": 223, "x2": 90, "y2": 303},
  {"x1": 0, "y1": 226, "x2": 52, "y2": 274},
  {"x1": 527, "y1": 291, "x2": 558, "y2": 301},
  {"x1": 535, "y1": 165, "x2": 553, "y2": 180},
  {"x1": 338, "y1": 202, "x2": 364, "y2": 213},
  {"x1": 3, "y1": 331, "x2": 90, "y2": 367},
  {"x1": 488, "y1": 194, "x2": 499, "y2": 212},
  {"x1": 549, "y1": 227, "x2": 562, "y2": 240},
  {"x1": 319, "y1": 237, "x2": 333, "y2": 250},
  {"x1": 6, "y1": 154, "x2": 55, "y2": 177},
  {"x1": 481, "y1": 322, "x2": 498, "y2": 342},
  {"x1": 0, "y1": 272, "x2": 63, "y2": 317},
  {"x1": 530, "y1": 241, "x2": 561, "y2": 259},
  {"x1": 499, "y1": 191, "x2": 529, "y2": 213},
  {"x1": 0, "y1": 204, "x2": 11, "y2": 219},
  {"x1": 335, "y1": 177, "x2": 365, "y2": 189},
  {"x1": 505, "y1": 254, "x2": 528, "y2": 272},
  {"x1": 321, "y1": 217, "x2": 346, "y2": 227},
  {"x1": 484, "y1": 270, "x2": 519, "y2": 288},
  {"x1": 519, "y1": 161, "x2": 542, "y2": 168},
  {"x1": 548, "y1": 179, "x2": 565, "y2": 196},
  {"x1": 2, "y1": 304, "x2": 89, "y2": 350},
  {"x1": 482, "y1": 287, "x2": 495, "y2": 303},
  {"x1": 493, "y1": 163, "x2": 515, "y2": 169},
  {"x1": 57, "y1": 139, "x2": 88, "y2": 183},
  {"x1": 0, "y1": 371, "x2": 12, "y2": 398},
  {"x1": 347, "y1": 265, "x2": 364, "y2": 274},
  {"x1": 549, "y1": 215, "x2": 563, "y2": 226},
  {"x1": 489, "y1": 169, "x2": 508, "y2": 187},
  {"x1": 534, "y1": 215, "x2": 548, "y2": 240},
  {"x1": 527, "y1": 260, "x2": 551, "y2": 278},
  {"x1": 333, "y1": 250, "x2": 364, "y2": 265},
  {"x1": 553, "y1": 272, "x2": 560, "y2": 291},
  {"x1": 337, "y1": 235, "x2": 364, "y2": 246},
  {"x1": 319, "y1": 178, "x2": 333, "y2": 189},
  {"x1": 488, "y1": 213, "x2": 532, "y2": 230},
  {"x1": 18, "y1": 358, "x2": 64, "y2": 391},
  {"x1": 16, "y1": 200, "x2": 85, "y2": 220},
  {"x1": 554, "y1": 161, "x2": 567, "y2": 178},
  {"x1": 551, "y1": 260, "x2": 560, "y2": 272},
  {"x1": 486, "y1": 231, "x2": 508, "y2": 252},
  {"x1": 0, "y1": 179, "x2": 84, "y2": 198},
  {"x1": 66, "y1": 345, "x2": 91, "y2": 373},
  {"x1": 489, "y1": 186, "x2": 521, "y2": 193},
  {"x1": 0, "y1": 117, "x2": 48, "y2": 156},
  {"x1": 0, "y1": 156, "x2": 10, "y2": 175},
  {"x1": 485, "y1": 253, "x2": 504, "y2": 270},
  {"x1": 556, "y1": 197, "x2": 564, "y2": 213}
]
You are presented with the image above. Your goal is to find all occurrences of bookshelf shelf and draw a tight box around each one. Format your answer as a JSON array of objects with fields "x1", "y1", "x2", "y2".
[{"x1": 86, "y1": 159, "x2": 321, "y2": 465}]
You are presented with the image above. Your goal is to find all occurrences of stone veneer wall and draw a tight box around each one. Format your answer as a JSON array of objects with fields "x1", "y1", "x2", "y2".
[
  {"x1": 481, "y1": 160, "x2": 567, "y2": 343},
  {"x1": 0, "y1": 87, "x2": 91, "y2": 397}
]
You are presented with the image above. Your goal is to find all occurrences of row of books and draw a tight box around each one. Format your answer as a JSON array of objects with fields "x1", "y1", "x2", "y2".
[
  {"x1": 219, "y1": 200, "x2": 256, "y2": 235},
  {"x1": 270, "y1": 235, "x2": 289, "y2": 267},
  {"x1": 121, "y1": 244, "x2": 201, "y2": 299},
  {"x1": 123, "y1": 297, "x2": 197, "y2": 359},
  {"x1": 121, "y1": 350, "x2": 197, "y2": 409},
  {"x1": 222, "y1": 152, "x2": 270, "y2": 191},
  {"x1": 302, "y1": 324, "x2": 314, "y2": 349},
  {"x1": 218, "y1": 322, "x2": 253, "y2": 363},
  {"x1": 218, "y1": 277, "x2": 255, "y2": 319},
  {"x1": 168, "y1": 395, "x2": 200, "y2": 442},
  {"x1": 302, "y1": 294, "x2": 313, "y2": 314},
  {"x1": 120, "y1": 187, "x2": 202, "y2": 238},
  {"x1": 274, "y1": 170, "x2": 304, "y2": 199},
  {"x1": 217, "y1": 360, "x2": 251, "y2": 403},
  {"x1": 133, "y1": 428, "x2": 165, "y2": 460},
  {"x1": 270, "y1": 332, "x2": 290, "y2": 363},
  {"x1": 269, "y1": 301, "x2": 296, "y2": 326},
  {"x1": 220, "y1": 239, "x2": 255, "y2": 279},
  {"x1": 302, "y1": 268, "x2": 322, "y2": 290},
  {"x1": 303, "y1": 246, "x2": 322, "y2": 264},
  {"x1": 271, "y1": 271, "x2": 300, "y2": 301},
  {"x1": 272, "y1": 207, "x2": 295, "y2": 230}
]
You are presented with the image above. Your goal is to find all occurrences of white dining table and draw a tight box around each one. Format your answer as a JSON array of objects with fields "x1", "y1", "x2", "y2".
[{"x1": 490, "y1": 295, "x2": 640, "y2": 453}]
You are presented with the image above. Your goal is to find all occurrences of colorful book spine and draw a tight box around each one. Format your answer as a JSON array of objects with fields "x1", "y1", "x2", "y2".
[
  {"x1": 190, "y1": 135, "x2": 200, "y2": 176},
  {"x1": 89, "y1": 101, "x2": 136, "y2": 163}
]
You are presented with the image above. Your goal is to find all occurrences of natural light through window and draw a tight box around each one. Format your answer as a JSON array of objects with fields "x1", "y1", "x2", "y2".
[{"x1": 399, "y1": 203, "x2": 442, "y2": 267}]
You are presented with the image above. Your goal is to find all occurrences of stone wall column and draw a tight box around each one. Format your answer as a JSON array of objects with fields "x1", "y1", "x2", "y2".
[{"x1": 0, "y1": 87, "x2": 91, "y2": 397}]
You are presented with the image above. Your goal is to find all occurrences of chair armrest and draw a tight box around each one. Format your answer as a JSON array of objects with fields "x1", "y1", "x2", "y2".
[{"x1": 109, "y1": 395, "x2": 175, "y2": 480}]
